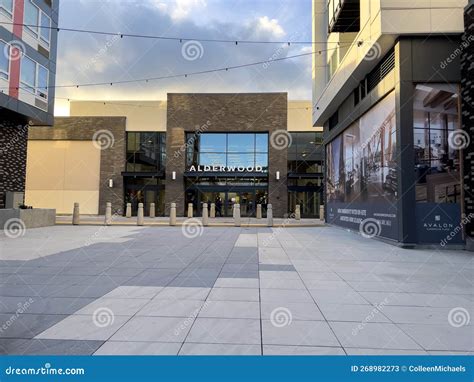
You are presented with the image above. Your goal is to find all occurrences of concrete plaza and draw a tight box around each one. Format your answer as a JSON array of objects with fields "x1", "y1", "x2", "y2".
[{"x1": 0, "y1": 225, "x2": 472, "y2": 355}]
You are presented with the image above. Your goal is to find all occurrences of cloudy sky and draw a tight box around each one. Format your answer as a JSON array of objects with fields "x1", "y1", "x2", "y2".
[{"x1": 54, "y1": 0, "x2": 313, "y2": 115}]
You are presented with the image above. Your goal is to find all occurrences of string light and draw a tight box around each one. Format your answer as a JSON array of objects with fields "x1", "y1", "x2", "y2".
[
  {"x1": 0, "y1": 21, "x2": 341, "y2": 45},
  {"x1": 0, "y1": 44, "x2": 350, "y2": 91}
]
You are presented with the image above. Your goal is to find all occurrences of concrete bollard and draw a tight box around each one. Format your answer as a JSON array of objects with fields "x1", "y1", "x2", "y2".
[
  {"x1": 125, "y1": 203, "x2": 132, "y2": 218},
  {"x1": 170, "y1": 203, "x2": 176, "y2": 226},
  {"x1": 256, "y1": 204, "x2": 262, "y2": 219},
  {"x1": 72, "y1": 202, "x2": 80, "y2": 225},
  {"x1": 137, "y1": 203, "x2": 144, "y2": 226},
  {"x1": 234, "y1": 204, "x2": 241, "y2": 227},
  {"x1": 202, "y1": 203, "x2": 209, "y2": 226},
  {"x1": 105, "y1": 202, "x2": 112, "y2": 226},
  {"x1": 267, "y1": 204, "x2": 273, "y2": 227},
  {"x1": 149, "y1": 203, "x2": 156, "y2": 218},
  {"x1": 295, "y1": 205, "x2": 301, "y2": 220},
  {"x1": 319, "y1": 205, "x2": 325, "y2": 222},
  {"x1": 210, "y1": 203, "x2": 216, "y2": 218},
  {"x1": 187, "y1": 203, "x2": 193, "y2": 218}
]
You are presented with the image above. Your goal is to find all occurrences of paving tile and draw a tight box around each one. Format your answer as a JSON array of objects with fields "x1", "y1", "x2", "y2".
[
  {"x1": 0, "y1": 339, "x2": 103, "y2": 355},
  {"x1": 0, "y1": 296, "x2": 94, "y2": 315},
  {"x1": 263, "y1": 345, "x2": 345, "y2": 355},
  {"x1": 186, "y1": 318, "x2": 261, "y2": 345},
  {"x1": 261, "y1": 302, "x2": 324, "y2": 321},
  {"x1": 0, "y1": 313, "x2": 68, "y2": 339},
  {"x1": 259, "y1": 271, "x2": 300, "y2": 280},
  {"x1": 110, "y1": 316, "x2": 192, "y2": 343},
  {"x1": 167, "y1": 277, "x2": 216, "y2": 288},
  {"x1": 179, "y1": 343, "x2": 261, "y2": 355},
  {"x1": 75, "y1": 298, "x2": 150, "y2": 316},
  {"x1": 137, "y1": 299, "x2": 204, "y2": 317},
  {"x1": 398, "y1": 324, "x2": 474, "y2": 351},
  {"x1": 153, "y1": 287, "x2": 210, "y2": 300},
  {"x1": 199, "y1": 301, "x2": 260, "y2": 319},
  {"x1": 381, "y1": 306, "x2": 470, "y2": 325},
  {"x1": 35, "y1": 315, "x2": 130, "y2": 341},
  {"x1": 318, "y1": 304, "x2": 391, "y2": 323},
  {"x1": 309, "y1": 290, "x2": 370, "y2": 305},
  {"x1": 259, "y1": 278, "x2": 306, "y2": 290},
  {"x1": 213, "y1": 278, "x2": 259, "y2": 289},
  {"x1": 260, "y1": 289, "x2": 313, "y2": 303},
  {"x1": 262, "y1": 320, "x2": 339, "y2": 347},
  {"x1": 101, "y1": 286, "x2": 163, "y2": 299},
  {"x1": 234, "y1": 234, "x2": 258, "y2": 247},
  {"x1": 207, "y1": 288, "x2": 259, "y2": 302},
  {"x1": 345, "y1": 348, "x2": 428, "y2": 355},
  {"x1": 94, "y1": 341, "x2": 181, "y2": 355},
  {"x1": 258, "y1": 265, "x2": 296, "y2": 272},
  {"x1": 329, "y1": 322, "x2": 422, "y2": 350}
]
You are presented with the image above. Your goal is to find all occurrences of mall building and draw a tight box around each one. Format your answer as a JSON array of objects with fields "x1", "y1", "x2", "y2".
[
  {"x1": 24, "y1": 93, "x2": 324, "y2": 218},
  {"x1": 312, "y1": 0, "x2": 473, "y2": 247}
]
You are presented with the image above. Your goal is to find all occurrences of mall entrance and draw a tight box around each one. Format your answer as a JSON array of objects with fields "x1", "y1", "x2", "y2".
[{"x1": 185, "y1": 186, "x2": 268, "y2": 218}]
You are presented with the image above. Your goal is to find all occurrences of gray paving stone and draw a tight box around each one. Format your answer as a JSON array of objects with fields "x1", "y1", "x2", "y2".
[
  {"x1": 207, "y1": 288, "x2": 259, "y2": 302},
  {"x1": 263, "y1": 345, "x2": 345, "y2": 355},
  {"x1": 186, "y1": 318, "x2": 261, "y2": 345},
  {"x1": 199, "y1": 301, "x2": 260, "y2": 319},
  {"x1": 94, "y1": 341, "x2": 181, "y2": 355},
  {"x1": 0, "y1": 339, "x2": 104, "y2": 355},
  {"x1": 137, "y1": 299, "x2": 204, "y2": 317},
  {"x1": 179, "y1": 343, "x2": 261, "y2": 355}
]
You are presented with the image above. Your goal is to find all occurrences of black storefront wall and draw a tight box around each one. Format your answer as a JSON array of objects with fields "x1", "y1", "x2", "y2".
[{"x1": 325, "y1": 37, "x2": 464, "y2": 245}]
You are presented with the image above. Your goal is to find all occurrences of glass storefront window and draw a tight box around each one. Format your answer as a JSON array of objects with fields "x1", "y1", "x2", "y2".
[
  {"x1": 186, "y1": 132, "x2": 269, "y2": 172},
  {"x1": 413, "y1": 84, "x2": 461, "y2": 203},
  {"x1": 288, "y1": 132, "x2": 324, "y2": 174},
  {"x1": 126, "y1": 132, "x2": 166, "y2": 172}
]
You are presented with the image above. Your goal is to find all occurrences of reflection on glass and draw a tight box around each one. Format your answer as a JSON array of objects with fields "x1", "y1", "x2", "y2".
[
  {"x1": 199, "y1": 153, "x2": 226, "y2": 166},
  {"x1": 413, "y1": 84, "x2": 461, "y2": 203},
  {"x1": 255, "y1": 134, "x2": 269, "y2": 152},
  {"x1": 227, "y1": 153, "x2": 254, "y2": 167},
  {"x1": 200, "y1": 134, "x2": 226, "y2": 152},
  {"x1": 227, "y1": 134, "x2": 254, "y2": 152}
]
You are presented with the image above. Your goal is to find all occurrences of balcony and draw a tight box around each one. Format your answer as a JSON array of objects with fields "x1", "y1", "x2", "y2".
[{"x1": 328, "y1": 0, "x2": 360, "y2": 33}]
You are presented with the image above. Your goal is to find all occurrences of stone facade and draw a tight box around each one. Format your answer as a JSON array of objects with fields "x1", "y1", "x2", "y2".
[
  {"x1": 28, "y1": 117, "x2": 126, "y2": 215},
  {"x1": 165, "y1": 93, "x2": 288, "y2": 217},
  {"x1": 0, "y1": 114, "x2": 29, "y2": 209},
  {"x1": 462, "y1": 1, "x2": 474, "y2": 247}
]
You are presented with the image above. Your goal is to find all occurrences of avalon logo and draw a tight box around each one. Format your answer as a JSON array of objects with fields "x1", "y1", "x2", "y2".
[{"x1": 188, "y1": 165, "x2": 264, "y2": 173}]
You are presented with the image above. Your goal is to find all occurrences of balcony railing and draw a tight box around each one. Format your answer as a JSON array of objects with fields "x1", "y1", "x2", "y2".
[{"x1": 328, "y1": 0, "x2": 360, "y2": 33}]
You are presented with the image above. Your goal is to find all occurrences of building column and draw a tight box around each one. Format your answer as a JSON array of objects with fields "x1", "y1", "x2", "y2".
[{"x1": 394, "y1": 39, "x2": 417, "y2": 245}]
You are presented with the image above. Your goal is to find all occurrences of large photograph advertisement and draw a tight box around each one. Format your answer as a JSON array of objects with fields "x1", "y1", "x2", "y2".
[{"x1": 326, "y1": 91, "x2": 399, "y2": 240}]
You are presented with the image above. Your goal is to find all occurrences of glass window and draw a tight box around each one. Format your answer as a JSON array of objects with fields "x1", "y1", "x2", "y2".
[
  {"x1": 255, "y1": 133, "x2": 268, "y2": 152},
  {"x1": 126, "y1": 132, "x2": 166, "y2": 172},
  {"x1": 40, "y1": 12, "x2": 51, "y2": 44},
  {"x1": 0, "y1": 41, "x2": 8, "y2": 79},
  {"x1": 227, "y1": 133, "x2": 254, "y2": 153},
  {"x1": 256, "y1": 153, "x2": 268, "y2": 170},
  {"x1": 227, "y1": 153, "x2": 254, "y2": 167},
  {"x1": 20, "y1": 56, "x2": 36, "y2": 92},
  {"x1": 200, "y1": 153, "x2": 226, "y2": 167},
  {"x1": 200, "y1": 134, "x2": 226, "y2": 152},
  {"x1": 25, "y1": 0, "x2": 39, "y2": 36},
  {"x1": 37, "y1": 65, "x2": 48, "y2": 98},
  {"x1": 0, "y1": 0, "x2": 13, "y2": 16}
]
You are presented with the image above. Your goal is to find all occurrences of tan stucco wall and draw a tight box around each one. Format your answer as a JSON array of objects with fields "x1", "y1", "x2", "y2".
[
  {"x1": 25, "y1": 141, "x2": 101, "y2": 214},
  {"x1": 288, "y1": 101, "x2": 322, "y2": 132},
  {"x1": 69, "y1": 101, "x2": 167, "y2": 132}
]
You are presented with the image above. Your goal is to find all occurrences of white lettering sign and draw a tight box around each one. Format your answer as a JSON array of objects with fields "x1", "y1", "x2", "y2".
[{"x1": 188, "y1": 165, "x2": 264, "y2": 173}]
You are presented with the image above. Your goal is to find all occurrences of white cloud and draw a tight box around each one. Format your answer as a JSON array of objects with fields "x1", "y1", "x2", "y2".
[
  {"x1": 151, "y1": 0, "x2": 207, "y2": 21},
  {"x1": 254, "y1": 16, "x2": 286, "y2": 38}
]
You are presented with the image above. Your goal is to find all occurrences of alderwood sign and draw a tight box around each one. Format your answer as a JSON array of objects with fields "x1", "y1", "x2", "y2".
[{"x1": 188, "y1": 165, "x2": 264, "y2": 172}]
